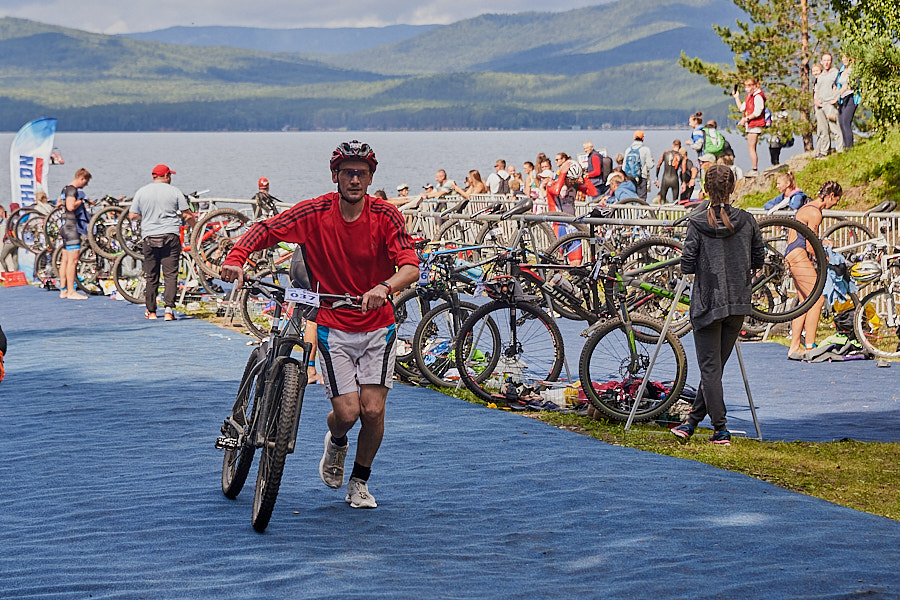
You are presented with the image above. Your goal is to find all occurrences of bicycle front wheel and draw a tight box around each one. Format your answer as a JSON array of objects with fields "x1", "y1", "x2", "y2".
[
  {"x1": 222, "y1": 349, "x2": 261, "y2": 499},
  {"x1": 579, "y1": 314, "x2": 686, "y2": 423},
  {"x1": 854, "y1": 287, "x2": 900, "y2": 359},
  {"x1": 251, "y1": 361, "x2": 303, "y2": 533},
  {"x1": 393, "y1": 288, "x2": 438, "y2": 381},
  {"x1": 751, "y1": 216, "x2": 827, "y2": 323},
  {"x1": 413, "y1": 300, "x2": 499, "y2": 388},
  {"x1": 455, "y1": 300, "x2": 564, "y2": 403}
]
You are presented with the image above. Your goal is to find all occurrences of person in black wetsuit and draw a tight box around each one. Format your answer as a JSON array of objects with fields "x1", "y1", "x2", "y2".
[
  {"x1": 57, "y1": 168, "x2": 92, "y2": 300},
  {"x1": 654, "y1": 139, "x2": 684, "y2": 204}
]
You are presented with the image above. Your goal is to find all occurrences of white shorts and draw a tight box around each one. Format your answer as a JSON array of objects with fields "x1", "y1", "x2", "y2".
[
  {"x1": 746, "y1": 127, "x2": 763, "y2": 134},
  {"x1": 317, "y1": 324, "x2": 396, "y2": 398}
]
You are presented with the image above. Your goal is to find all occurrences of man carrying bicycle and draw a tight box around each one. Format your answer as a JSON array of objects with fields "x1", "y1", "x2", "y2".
[{"x1": 222, "y1": 141, "x2": 418, "y2": 509}]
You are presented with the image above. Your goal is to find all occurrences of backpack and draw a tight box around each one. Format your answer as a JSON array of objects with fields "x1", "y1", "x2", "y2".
[
  {"x1": 702, "y1": 127, "x2": 725, "y2": 155},
  {"x1": 787, "y1": 190, "x2": 810, "y2": 210},
  {"x1": 764, "y1": 107, "x2": 773, "y2": 127},
  {"x1": 495, "y1": 175, "x2": 510, "y2": 196},
  {"x1": 600, "y1": 155, "x2": 613, "y2": 183},
  {"x1": 623, "y1": 147, "x2": 641, "y2": 178}
]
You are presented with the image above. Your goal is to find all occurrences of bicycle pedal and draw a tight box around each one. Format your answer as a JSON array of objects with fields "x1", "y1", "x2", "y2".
[{"x1": 215, "y1": 435, "x2": 240, "y2": 450}]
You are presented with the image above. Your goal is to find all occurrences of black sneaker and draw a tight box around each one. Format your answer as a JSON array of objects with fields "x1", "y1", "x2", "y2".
[
  {"x1": 671, "y1": 422, "x2": 694, "y2": 442},
  {"x1": 709, "y1": 430, "x2": 732, "y2": 445}
]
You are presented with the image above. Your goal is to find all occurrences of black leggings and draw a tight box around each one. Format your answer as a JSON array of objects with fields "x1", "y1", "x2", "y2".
[{"x1": 688, "y1": 314, "x2": 745, "y2": 431}]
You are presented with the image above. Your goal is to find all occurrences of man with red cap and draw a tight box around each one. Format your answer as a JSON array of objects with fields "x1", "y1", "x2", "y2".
[
  {"x1": 252, "y1": 176, "x2": 279, "y2": 218},
  {"x1": 128, "y1": 164, "x2": 196, "y2": 321}
]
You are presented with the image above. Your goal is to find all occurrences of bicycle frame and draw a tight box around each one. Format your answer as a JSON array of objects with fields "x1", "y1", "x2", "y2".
[{"x1": 225, "y1": 283, "x2": 310, "y2": 454}]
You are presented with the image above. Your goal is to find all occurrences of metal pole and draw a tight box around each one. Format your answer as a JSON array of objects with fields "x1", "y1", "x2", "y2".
[
  {"x1": 624, "y1": 277, "x2": 690, "y2": 431},
  {"x1": 734, "y1": 341, "x2": 763, "y2": 441}
]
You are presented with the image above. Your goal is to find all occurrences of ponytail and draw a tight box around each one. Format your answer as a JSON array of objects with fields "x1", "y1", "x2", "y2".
[{"x1": 705, "y1": 164, "x2": 736, "y2": 232}]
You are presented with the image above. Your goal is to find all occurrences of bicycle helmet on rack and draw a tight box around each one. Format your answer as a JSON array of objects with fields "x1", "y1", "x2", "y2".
[
  {"x1": 850, "y1": 259, "x2": 882, "y2": 283},
  {"x1": 330, "y1": 140, "x2": 378, "y2": 174},
  {"x1": 565, "y1": 161, "x2": 584, "y2": 181}
]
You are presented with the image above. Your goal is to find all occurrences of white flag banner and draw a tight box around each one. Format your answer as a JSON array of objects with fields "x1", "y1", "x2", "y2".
[{"x1": 9, "y1": 118, "x2": 57, "y2": 207}]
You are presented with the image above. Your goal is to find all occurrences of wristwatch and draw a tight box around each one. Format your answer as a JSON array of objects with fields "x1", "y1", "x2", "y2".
[{"x1": 378, "y1": 281, "x2": 393, "y2": 295}]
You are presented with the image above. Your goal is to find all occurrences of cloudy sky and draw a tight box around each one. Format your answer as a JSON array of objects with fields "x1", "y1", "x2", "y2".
[{"x1": 0, "y1": 0, "x2": 610, "y2": 33}]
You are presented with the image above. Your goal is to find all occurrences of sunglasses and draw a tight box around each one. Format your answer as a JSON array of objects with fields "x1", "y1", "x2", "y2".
[{"x1": 339, "y1": 168, "x2": 370, "y2": 179}]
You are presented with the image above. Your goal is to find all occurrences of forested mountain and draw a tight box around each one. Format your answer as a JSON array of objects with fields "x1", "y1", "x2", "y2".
[
  {"x1": 124, "y1": 24, "x2": 439, "y2": 54},
  {"x1": 0, "y1": 0, "x2": 743, "y2": 132}
]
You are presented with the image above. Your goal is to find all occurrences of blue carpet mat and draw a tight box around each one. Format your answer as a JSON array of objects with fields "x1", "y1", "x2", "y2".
[{"x1": 1, "y1": 284, "x2": 897, "y2": 599}]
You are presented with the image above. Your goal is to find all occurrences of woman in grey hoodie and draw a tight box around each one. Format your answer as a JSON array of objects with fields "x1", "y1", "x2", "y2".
[{"x1": 672, "y1": 165, "x2": 765, "y2": 445}]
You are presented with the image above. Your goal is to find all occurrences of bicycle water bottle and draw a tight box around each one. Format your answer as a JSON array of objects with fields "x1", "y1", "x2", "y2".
[{"x1": 550, "y1": 272, "x2": 579, "y2": 298}]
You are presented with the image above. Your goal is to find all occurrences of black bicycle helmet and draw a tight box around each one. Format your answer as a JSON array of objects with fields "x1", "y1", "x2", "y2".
[{"x1": 330, "y1": 140, "x2": 378, "y2": 174}]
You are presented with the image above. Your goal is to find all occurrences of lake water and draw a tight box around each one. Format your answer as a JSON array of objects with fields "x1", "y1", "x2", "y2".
[{"x1": 2, "y1": 129, "x2": 801, "y2": 208}]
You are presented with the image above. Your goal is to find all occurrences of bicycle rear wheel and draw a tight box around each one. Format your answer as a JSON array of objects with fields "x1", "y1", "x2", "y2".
[
  {"x1": 222, "y1": 349, "x2": 261, "y2": 499},
  {"x1": 751, "y1": 216, "x2": 827, "y2": 323},
  {"x1": 854, "y1": 287, "x2": 900, "y2": 359},
  {"x1": 238, "y1": 268, "x2": 291, "y2": 339},
  {"x1": 112, "y1": 253, "x2": 146, "y2": 304},
  {"x1": 579, "y1": 314, "x2": 686, "y2": 423},
  {"x1": 191, "y1": 208, "x2": 251, "y2": 279},
  {"x1": 620, "y1": 236, "x2": 691, "y2": 337},
  {"x1": 88, "y1": 206, "x2": 125, "y2": 260},
  {"x1": 251, "y1": 361, "x2": 303, "y2": 532},
  {"x1": 116, "y1": 213, "x2": 143, "y2": 259},
  {"x1": 455, "y1": 300, "x2": 564, "y2": 403},
  {"x1": 822, "y1": 220, "x2": 875, "y2": 250}
]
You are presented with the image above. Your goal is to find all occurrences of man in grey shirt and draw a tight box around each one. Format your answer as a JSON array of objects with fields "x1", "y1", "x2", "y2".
[
  {"x1": 814, "y1": 53, "x2": 843, "y2": 157},
  {"x1": 128, "y1": 164, "x2": 196, "y2": 320}
]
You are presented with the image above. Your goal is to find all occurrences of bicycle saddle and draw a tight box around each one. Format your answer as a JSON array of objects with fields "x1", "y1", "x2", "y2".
[
  {"x1": 864, "y1": 200, "x2": 897, "y2": 215},
  {"x1": 500, "y1": 197, "x2": 533, "y2": 219},
  {"x1": 289, "y1": 247, "x2": 312, "y2": 289}
]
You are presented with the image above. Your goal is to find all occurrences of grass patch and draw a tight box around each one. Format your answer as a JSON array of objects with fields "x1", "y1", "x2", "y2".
[
  {"x1": 739, "y1": 127, "x2": 900, "y2": 211},
  {"x1": 425, "y1": 385, "x2": 900, "y2": 521}
]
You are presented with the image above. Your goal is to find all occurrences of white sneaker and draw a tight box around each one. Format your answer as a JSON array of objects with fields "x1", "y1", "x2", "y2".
[
  {"x1": 318, "y1": 431, "x2": 348, "y2": 489},
  {"x1": 345, "y1": 477, "x2": 377, "y2": 509}
]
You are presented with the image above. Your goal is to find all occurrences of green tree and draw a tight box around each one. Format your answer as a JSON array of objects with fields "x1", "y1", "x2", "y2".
[
  {"x1": 833, "y1": 0, "x2": 900, "y2": 133},
  {"x1": 680, "y1": 1, "x2": 839, "y2": 151}
]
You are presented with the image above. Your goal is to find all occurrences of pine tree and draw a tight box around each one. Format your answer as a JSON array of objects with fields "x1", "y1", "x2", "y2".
[{"x1": 680, "y1": 1, "x2": 839, "y2": 151}]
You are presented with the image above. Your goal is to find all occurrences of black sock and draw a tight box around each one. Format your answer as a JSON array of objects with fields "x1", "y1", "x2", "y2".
[
  {"x1": 350, "y1": 462, "x2": 371, "y2": 482},
  {"x1": 331, "y1": 434, "x2": 348, "y2": 447}
]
